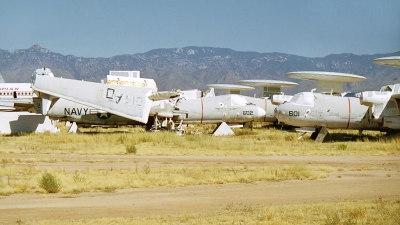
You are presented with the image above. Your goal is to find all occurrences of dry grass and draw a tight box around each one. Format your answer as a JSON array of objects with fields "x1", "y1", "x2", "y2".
[
  {"x1": 21, "y1": 198, "x2": 400, "y2": 225},
  {"x1": 0, "y1": 123, "x2": 399, "y2": 156},
  {"x1": 1, "y1": 123, "x2": 399, "y2": 224},
  {"x1": 0, "y1": 163, "x2": 333, "y2": 195}
]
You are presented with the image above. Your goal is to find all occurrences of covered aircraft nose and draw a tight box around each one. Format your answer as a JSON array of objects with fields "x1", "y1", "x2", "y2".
[
  {"x1": 241, "y1": 104, "x2": 266, "y2": 120},
  {"x1": 255, "y1": 106, "x2": 266, "y2": 119}
]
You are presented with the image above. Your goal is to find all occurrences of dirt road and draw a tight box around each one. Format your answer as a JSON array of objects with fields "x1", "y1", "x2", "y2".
[{"x1": 1, "y1": 155, "x2": 399, "y2": 223}]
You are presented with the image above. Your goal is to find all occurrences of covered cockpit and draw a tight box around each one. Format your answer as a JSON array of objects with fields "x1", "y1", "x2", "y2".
[
  {"x1": 230, "y1": 94, "x2": 248, "y2": 106},
  {"x1": 288, "y1": 92, "x2": 315, "y2": 107}
]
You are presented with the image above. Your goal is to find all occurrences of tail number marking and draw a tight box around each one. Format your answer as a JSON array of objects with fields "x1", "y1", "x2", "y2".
[{"x1": 243, "y1": 111, "x2": 253, "y2": 115}]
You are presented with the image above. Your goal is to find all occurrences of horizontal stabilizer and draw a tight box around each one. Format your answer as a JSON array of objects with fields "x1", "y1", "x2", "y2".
[{"x1": 31, "y1": 75, "x2": 157, "y2": 124}]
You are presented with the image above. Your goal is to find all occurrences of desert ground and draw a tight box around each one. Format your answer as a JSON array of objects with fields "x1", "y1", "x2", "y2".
[{"x1": 1, "y1": 153, "x2": 399, "y2": 224}]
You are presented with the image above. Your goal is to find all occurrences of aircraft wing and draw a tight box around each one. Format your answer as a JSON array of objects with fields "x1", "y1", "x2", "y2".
[{"x1": 31, "y1": 74, "x2": 157, "y2": 124}]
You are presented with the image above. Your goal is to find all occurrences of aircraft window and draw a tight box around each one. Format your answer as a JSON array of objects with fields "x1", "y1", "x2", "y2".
[
  {"x1": 231, "y1": 95, "x2": 247, "y2": 106},
  {"x1": 289, "y1": 92, "x2": 314, "y2": 106}
]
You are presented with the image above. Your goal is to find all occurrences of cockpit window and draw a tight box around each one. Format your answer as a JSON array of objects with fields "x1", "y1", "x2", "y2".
[
  {"x1": 230, "y1": 95, "x2": 247, "y2": 106},
  {"x1": 289, "y1": 92, "x2": 314, "y2": 106}
]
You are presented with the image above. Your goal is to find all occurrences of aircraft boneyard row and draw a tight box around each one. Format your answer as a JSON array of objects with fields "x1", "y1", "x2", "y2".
[
  {"x1": 273, "y1": 56, "x2": 400, "y2": 142},
  {"x1": 3, "y1": 56, "x2": 399, "y2": 139},
  {"x1": 30, "y1": 68, "x2": 266, "y2": 135}
]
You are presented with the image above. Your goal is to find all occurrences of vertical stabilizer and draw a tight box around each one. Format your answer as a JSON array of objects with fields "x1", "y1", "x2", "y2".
[{"x1": 0, "y1": 73, "x2": 5, "y2": 83}]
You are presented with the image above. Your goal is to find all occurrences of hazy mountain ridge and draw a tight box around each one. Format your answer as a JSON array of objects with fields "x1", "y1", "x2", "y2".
[{"x1": 0, "y1": 45, "x2": 399, "y2": 95}]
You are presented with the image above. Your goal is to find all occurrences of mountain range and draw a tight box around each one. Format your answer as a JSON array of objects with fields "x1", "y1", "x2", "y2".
[{"x1": 1, "y1": 44, "x2": 399, "y2": 95}]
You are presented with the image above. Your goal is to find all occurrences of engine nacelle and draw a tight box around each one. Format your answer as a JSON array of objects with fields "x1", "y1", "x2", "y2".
[
  {"x1": 359, "y1": 91, "x2": 392, "y2": 107},
  {"x1": 271, "y1": 94, "x2": 293, "y2": 105}
]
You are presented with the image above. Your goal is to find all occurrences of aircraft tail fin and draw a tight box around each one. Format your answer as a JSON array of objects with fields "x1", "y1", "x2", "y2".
[{"x1": 0, "y1": 73, "x2": 5, "y2": 83}]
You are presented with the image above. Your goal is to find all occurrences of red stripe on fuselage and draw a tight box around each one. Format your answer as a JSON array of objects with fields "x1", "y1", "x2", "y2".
[
  {"x1": 346, "y1": 98, "x2": 351, "y2": 129},
  {"x1": 264, "y1": 99, "x2": 267, "y2": 122}
]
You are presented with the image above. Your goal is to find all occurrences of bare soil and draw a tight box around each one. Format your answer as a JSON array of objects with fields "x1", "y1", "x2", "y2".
[{"x1": 1, "y1": 154, "x2": 399, "y2": 224}]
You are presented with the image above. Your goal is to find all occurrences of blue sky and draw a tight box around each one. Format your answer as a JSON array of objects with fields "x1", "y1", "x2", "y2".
[{"x1": 1, "y1": 0, "x2": 399, "y2": 58}]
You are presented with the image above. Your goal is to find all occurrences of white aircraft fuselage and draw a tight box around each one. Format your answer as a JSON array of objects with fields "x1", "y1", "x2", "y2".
[
  {"x1": 0, "y1": 83, "x2": 37, "y2": 111},
  {"x1": 274, "y1": 92, "x2": 387, "y2": 131},
  {"x1": 151, "y1": 94, "x2": 266, "y2": 124}
]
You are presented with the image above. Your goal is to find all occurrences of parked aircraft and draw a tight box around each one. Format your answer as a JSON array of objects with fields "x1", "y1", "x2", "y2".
[
  {"x1": 31, "y1": 68, "x2": 266, "y2": 135},
  {"x1": 0, "y1": 81, "x2": 37, "y2": 112},
  {"x1": 272, "y1": 71, "x2": 382, "y2": 142},
  {"x1": 357, "y1": 56, "x2": 400, "y2": 131},
  {"x1": 43, "y1": 71, "x2": 159, "y2": 132},
  {"x1": 149, "y1": 92, "x2": 266, "y2": 134},
  {"x1": 31, "y1": 68, "x2": 158, "y2": 125},
  {"x1": 0, "y1": 71, "x2": 58, "y2": 134}
]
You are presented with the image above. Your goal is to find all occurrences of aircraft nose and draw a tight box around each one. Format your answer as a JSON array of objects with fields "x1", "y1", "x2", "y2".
[{"x1": 256, "y1": 107, "x2": 266, "y2": 118}]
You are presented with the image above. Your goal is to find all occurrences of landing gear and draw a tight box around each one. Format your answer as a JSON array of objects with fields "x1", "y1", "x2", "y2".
[
  {"x1": 147, "y1": 115, "x2": 185, "y2": 135},
  {"x1": 243, "y1": 121, "x2": 253, "y2": 130},
  {"x1": 146, "y1": 115, "x2": 162, "y2": 132},
  {"x1": 176, "y1": 120, "x2": 186, "y2": 136}
]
